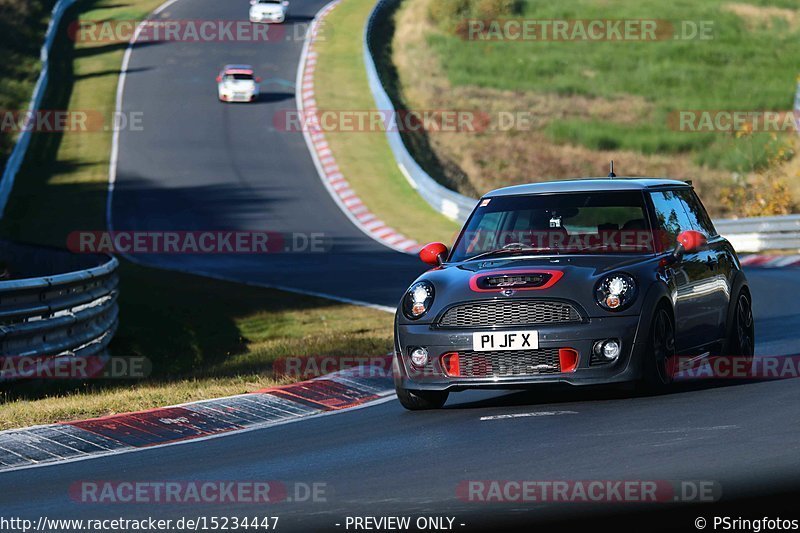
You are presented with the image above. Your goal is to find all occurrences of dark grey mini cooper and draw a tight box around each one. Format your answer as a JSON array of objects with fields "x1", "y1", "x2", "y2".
[{"x1": 394, "y1": 178, "x2": 755, "y2": 410}]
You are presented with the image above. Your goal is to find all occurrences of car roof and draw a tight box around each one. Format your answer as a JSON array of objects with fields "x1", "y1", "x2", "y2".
[{"x1": 485, "y1": 178, "x2": 692, "y2": 197}]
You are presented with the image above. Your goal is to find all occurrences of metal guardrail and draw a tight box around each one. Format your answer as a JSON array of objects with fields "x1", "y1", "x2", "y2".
[
  {"x1": 363, "y1": 0, "x2": 477, "y2": 223},
  {"x1": 0, "y1": 0, "x2": 77, "y2": 219},
  {"x1": 715, "y1": 215, "x2": 800, "y2": 252},
  {"x1": 0, "y1": 243, "x2": 119, "y2": 363}
]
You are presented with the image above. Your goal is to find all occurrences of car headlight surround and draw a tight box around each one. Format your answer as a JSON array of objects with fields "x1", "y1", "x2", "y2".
[
  {"x1": 595, "y1": 273, "x2": 637, "y2": 312},
  {"x1": 402, "y1": 281, "x2": 435, "y2": 320}
]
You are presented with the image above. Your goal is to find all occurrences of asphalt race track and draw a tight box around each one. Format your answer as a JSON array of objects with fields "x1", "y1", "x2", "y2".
[
  {"x1": 1, "y1": 0, "x2": 798, "y2": 531},
  {"x1": 110, "y1": 0, "x2": 424, "y2": 307},
  {"x1": 0, "y1": 269, "x2": 799, "y2": 531}
]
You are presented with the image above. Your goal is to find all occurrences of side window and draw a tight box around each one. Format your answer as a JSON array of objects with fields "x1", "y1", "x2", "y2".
[
  {"x1": 649, "y1": 190, "x2": 695, "y2": 250},
  {"x1": 678, "y1": 190, "x2": 717, "y2": 237}
]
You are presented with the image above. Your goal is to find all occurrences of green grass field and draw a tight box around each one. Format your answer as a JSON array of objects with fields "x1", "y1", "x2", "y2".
[
  {"x1": 0, "y1": 0, "x2": 394, "y2": 429},
  {"x1": 426, "y1": 0, "x2": 799, "y2": 174}
]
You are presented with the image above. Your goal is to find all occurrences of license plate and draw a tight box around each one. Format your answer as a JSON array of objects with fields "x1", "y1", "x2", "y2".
[{"x1": 472, "y1": 330, "x2": 539, "y2": 351}]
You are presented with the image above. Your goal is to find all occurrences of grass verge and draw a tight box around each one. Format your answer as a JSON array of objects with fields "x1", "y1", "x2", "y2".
[
  {"x1": 312, "y1": 0, "x2": 461, "y2": 245},
  {"x1": 0, "y1": 263, "x2": 392, "y2": 431},
  {"x1": 0, "y1": 0, "x2": 394, "y2": 430}
]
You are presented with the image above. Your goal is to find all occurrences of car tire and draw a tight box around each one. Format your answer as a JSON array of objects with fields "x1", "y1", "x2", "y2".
[
  {"x1": 395, "y1": 386, "x2": 448, "y2": 410},
  {"x1": 723, "y1": 291, "x2": 755, "y2": 363},
  {"x1": 640, "y1": 306, "x2": 676, "y2": 393}
]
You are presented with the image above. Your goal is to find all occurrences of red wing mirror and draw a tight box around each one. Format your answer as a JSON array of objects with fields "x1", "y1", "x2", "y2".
[
  {"x1": 419, "y1": 242, "x2": 448, "y2": 266},
  {"x1": 215, "y1": 75, "x2": 222, "y2": 83},
  {"x1": 677, "y1": 230, "x2": 707, "y2": 253},
  {"x1": 255, "y1": 76, "x2": 263, "y2": 83}
]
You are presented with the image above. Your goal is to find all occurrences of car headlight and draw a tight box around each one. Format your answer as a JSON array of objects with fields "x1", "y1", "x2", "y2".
[
  {"x1": 402, "y1": 281, "x2": 435, "y2": 320},
  {"x1": 595, "y1": 273, "x2": 637, "y2": 311}
]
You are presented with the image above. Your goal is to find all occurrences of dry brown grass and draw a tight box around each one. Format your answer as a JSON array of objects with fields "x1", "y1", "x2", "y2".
[{"x1": 724, "y1": 2, "x2": 799, "y2": 31}]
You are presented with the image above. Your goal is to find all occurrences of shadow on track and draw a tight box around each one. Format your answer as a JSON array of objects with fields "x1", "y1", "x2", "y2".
[
  {"x1": 255, "y1": 91, "x2": 294, "y2": 104},
  {"x1": 443, "y1": 374, "x2": 784, "y2": 411}
]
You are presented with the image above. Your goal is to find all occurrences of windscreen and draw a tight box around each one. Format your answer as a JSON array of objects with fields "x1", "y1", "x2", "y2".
[
  {"x1": 223, "y1": 73, "x2": 254, "y2": 81},
  {"x1": 450, "y1": 191, "x2": 655, "y2": 261}
]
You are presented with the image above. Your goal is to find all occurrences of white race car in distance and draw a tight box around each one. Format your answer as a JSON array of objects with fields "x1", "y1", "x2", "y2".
[
  {"x1": 249, "y1": 0, "x2": 289, "y2": 23},
  {"x1": 216, "y1": 65, "x2": 261, "y2": 103}
]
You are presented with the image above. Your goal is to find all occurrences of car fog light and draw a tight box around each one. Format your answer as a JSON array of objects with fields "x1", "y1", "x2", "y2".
[
  {"x1": 594, "y1": 339, "x2": 621, "y2": 362},
  {"x1": 410, "y1": 347, "x2": 429, "y2": 368},
  {"x1": 603, "y1": 340, "x2": 621, "y2": 360}
]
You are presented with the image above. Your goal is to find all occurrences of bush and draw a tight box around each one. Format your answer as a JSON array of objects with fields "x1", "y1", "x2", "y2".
[
  {"x1": 721, "y1": 138, "x2": 797, "y2": 217},
  {"x1": 473, "y1": 0, "x2": 520, "y2": 20},
  {"x1": 721, "y1": 174, "x2": 794, "y2": 217},
  {"x1": 427, "y1": 0, "x2": 521, "y2": 30},
  {"x1": 427, "y1": 0, "x2": 470, "y2": 25}
]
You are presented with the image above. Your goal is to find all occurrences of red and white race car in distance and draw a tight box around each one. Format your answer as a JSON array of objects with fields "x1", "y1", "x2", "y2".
[
  {"x1": 249, "y1": 0, "x2": 289, "y2": 23},
  {"x1": 216, "y1": 65, "x2": 261, "y2": 103}
]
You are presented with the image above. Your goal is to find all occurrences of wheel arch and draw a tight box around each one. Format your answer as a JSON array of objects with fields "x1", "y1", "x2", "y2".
[
  {"x1": 626, "y1": 280, "x2": 674, "y2": 379},
  {"x1": 635, "y1": 280, "x2": 674, "y2": 345}
]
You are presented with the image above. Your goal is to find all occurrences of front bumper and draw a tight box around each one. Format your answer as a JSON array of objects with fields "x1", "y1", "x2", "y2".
[
  {"x1": 395, "y1": 315, "x2": 646, "y2": 391},
  {"x1": 219, "y1": 92, "x2": 256, "y2": 103}
]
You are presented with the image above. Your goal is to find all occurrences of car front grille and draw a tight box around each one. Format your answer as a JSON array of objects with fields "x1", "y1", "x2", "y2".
[
  {"x1": 438, "y1": 300, "x2": 581, "y2": 328},
  {"x1": 456, "y1": 349, "x2": 562, "y2": 377}
]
